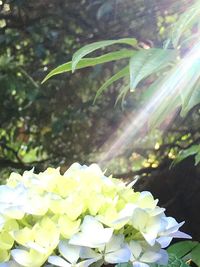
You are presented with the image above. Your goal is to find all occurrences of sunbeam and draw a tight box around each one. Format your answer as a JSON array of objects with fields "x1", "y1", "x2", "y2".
[{"x1": 98, "y1": 41, "x2": 200, "y2": 166}]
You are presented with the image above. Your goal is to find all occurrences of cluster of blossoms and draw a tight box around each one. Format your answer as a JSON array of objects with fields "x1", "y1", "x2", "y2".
[{"x1": 0, "y1": 163, "x2": 191, "y2": 267}]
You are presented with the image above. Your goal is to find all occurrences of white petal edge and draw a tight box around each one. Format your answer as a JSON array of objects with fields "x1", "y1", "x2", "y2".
[{"x1": 48, "y1": 256, "x2": 71, "y2": 267}]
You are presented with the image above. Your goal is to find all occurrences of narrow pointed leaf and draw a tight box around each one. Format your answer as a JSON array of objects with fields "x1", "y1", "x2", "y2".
[
  {"x1": 94, "y1": 66, "x2": 129, "y2": 102},
  {"x1": 171, "y1": 1, "x2": 200, "y2": 48},
  {"x1": 179, "y1": 60, "x2": 200, "y2": 117},
  {"x1": 181, "y1": 82, "x2": 200, "y2": 116},
  {"x1": 195, "y1": 152, "x2": 200, "y2": 165},
  {"x1": 172, "y1": 145, "x2": 200, "y2": 166},
  {"x1": 114, "y1": 85, "x2": 129, "y2": 107},
  {"x1": 42, "y1": 50, "x2": 134, "y2": 83},
  {"x1": 72, "y1": 38, "x2": 137, "y2": 72}
]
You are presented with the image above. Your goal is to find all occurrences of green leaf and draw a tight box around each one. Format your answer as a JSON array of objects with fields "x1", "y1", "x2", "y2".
[
  {"x1": 150, "y1": 254, "x2": 189, "y2": 267},
  {"x1": 173, "y1": 145, "x2": 200, "y2": 166},
  {"x1": 166, "y1": 254, "x2": 189, "y2": 267},
  {"x1": 116, "y1": 263, "x2": 132, "y2": 267},
  {"x1": 72, "y1": 38, "x2": 137, "y2": 72},
  {"x1": 129, "y1": 48, "x2": 176, "y2": 90},
  {"x1": 180, "y1": 58, "x2": 200, "y2": 117},
  {"x1": 167, "y1": 241, "x2": 199, "y2": 258},
  {"x1": 97, "y1": 2, "x2": 113, "y2": 20},
  {"x1": 148, "y1": 90, "x2": 180, "y2": 130},
  {"x1": 171, "y1": 1, "x2": 200, "y2": 48},
  {"x1": 115, "y1": 84, "x2": 130, "y2": 107},
  {"x1": 181, "y1": 82, "x2": 200, "y2": 116},
  {"x1": 140, "y1": 76, "x2": 165, "y2": 104},
  {"x1": 42, "y1": 50, "x2": 134, "y2": 83},
  {"x1": 195, "y1": 152, "x2": 200, "y2": 166},
  {"x1": 191, "y1": 243, "x2": 200, "y2": 266},
  {"x1": 94, "y1": 66, "x2": 129, "y2": 102}
]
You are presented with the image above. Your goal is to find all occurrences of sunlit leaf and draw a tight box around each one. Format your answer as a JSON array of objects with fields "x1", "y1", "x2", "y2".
[
  {"x1": 171, "y1": 1, "x2": 200, "y2": 48},
  {"x1": 72, "y1": 38, "x2": 137, "y2": 72},
  {"x1": 180, "y1": 59, "x2": 200, "y2": 117},
  {"x1": 129, "y1": 48, "x2": 176, "y2": 90},
  {"x1": 195, "y1": 152, "x2": 200, "y2": 166},
  {"x1": 148, "y1": 92, "x2": 180, "y2": 130},
  {"x1": 42, "y1": 50, "x2": 134, "y2": 83},
  {"x1": 172, "y1": 145, "x2": 200, "y2": 166},
  {"x1": 181, "y1": 82, "x2": 200, "y2": 116}
]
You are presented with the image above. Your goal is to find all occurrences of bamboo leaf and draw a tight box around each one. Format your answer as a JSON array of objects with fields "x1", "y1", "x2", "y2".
[
  {"x1": 172, "y1": 145, "x2": 200, "y2": 166},
  {"x1": 42, "y1": 50, "x2": 134, "y2": 83},
  {"x1": 94, "y1": 66, "x2": 129, "y2": 102},
  {"x1": 72, "y1": 38, "x2": 137, "y2": 72},
  {"x1": 179, "y1": 59, "x2": 200, "y2": 117},
  {"x1": 171, "y1": 1, "x2": 200, "y2": 48},
  {"x1": 181, "y1": 82, "x2": 200, "y2": 116}
]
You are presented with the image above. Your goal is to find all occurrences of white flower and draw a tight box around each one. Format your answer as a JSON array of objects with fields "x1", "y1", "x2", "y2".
[
  {"x1": 125, "y1": 208, "x2": 164, "y2": 246},
  {"x1": 11, "y1": 248, "x2": 48, "y2": 267},
  {"x1": 0, "y1": 185, "x2": 27, "y2": 219},
  {"x1": 0, "y1": 163, "x2": 192, "y2": 267},
  {"x1": 128, "y1": 241, "x2": 168, "y2": 267},
  {"x1": 115, "y1": 205, "x2": 190, "y2": 247},
  {"x1": 156, "y1": 217, "x2": 192, "y2": 248},
  {"x1": 0, "y1": 261, "x2": 21, "y2": 267},
  {"x1": 80, "y1": 235, "x2": 131, "y2": 264},
  {"x1": 48, "y1": 240, "x2": 96, "y2": 267},
  {"x1": 69, "y1": 216, "x2": 113, "y2": 248}
]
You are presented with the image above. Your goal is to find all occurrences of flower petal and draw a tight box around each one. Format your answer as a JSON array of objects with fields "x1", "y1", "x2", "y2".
[
  {"x1": 105, "y1": 247, "x2": 131, "y2": 264},
  {"x1": 156, "y1": 249, "x2": 168, "y2": 265},
  {"x1": 132, "y1": 262, "x2": 149, "y2": 267},
  {"x1": 69, "y1": 216, "x2": 113, "y2": 248},
  {"x1": 59, "y1": 240, "x2": 80, "y2": 264},
  {"x1": 0, "y1": 261, "x2": 21, "y2": 267},
  {"x1": 105, "y1": 235, "x2": 124, "y2": 253},
  {"x1": 169, "y1": 230, "x2": 192, "y2": 239},
  {"x1": 11, "y1": 249, "x2": 47, "y2": 267},
  {"x1": 77, "y1": 259, "x2": 101, "y2": 267},
  {"x1": 80, "y1": 247, "x2": 101, "y2": 260},
  {"x1": 156, "y1": 236, "x2": 173, "y2": 248},
  {"x1": 48, "y1": 256, "x2": 71, "y2": 267},
  {"x1": 129, "y1": 241, "x2": 142, "y2": 259},
  {"x1": 140, "y1": 251, "x2": 162, "y2": 263}
]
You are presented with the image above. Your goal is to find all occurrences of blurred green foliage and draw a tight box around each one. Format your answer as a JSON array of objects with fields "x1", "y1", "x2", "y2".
[{"x1": 0, "y1": 0, "x2": 200, "y2": 181}]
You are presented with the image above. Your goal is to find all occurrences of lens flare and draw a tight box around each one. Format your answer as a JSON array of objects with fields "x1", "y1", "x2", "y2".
[{"x1": 98, "y1": 42, "x2": 200, "y2": 166}]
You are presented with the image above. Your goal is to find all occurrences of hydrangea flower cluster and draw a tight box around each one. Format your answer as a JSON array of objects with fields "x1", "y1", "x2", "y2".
[{"x1": 0, "y1": 163, "x2": 191, "y2": 267}]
